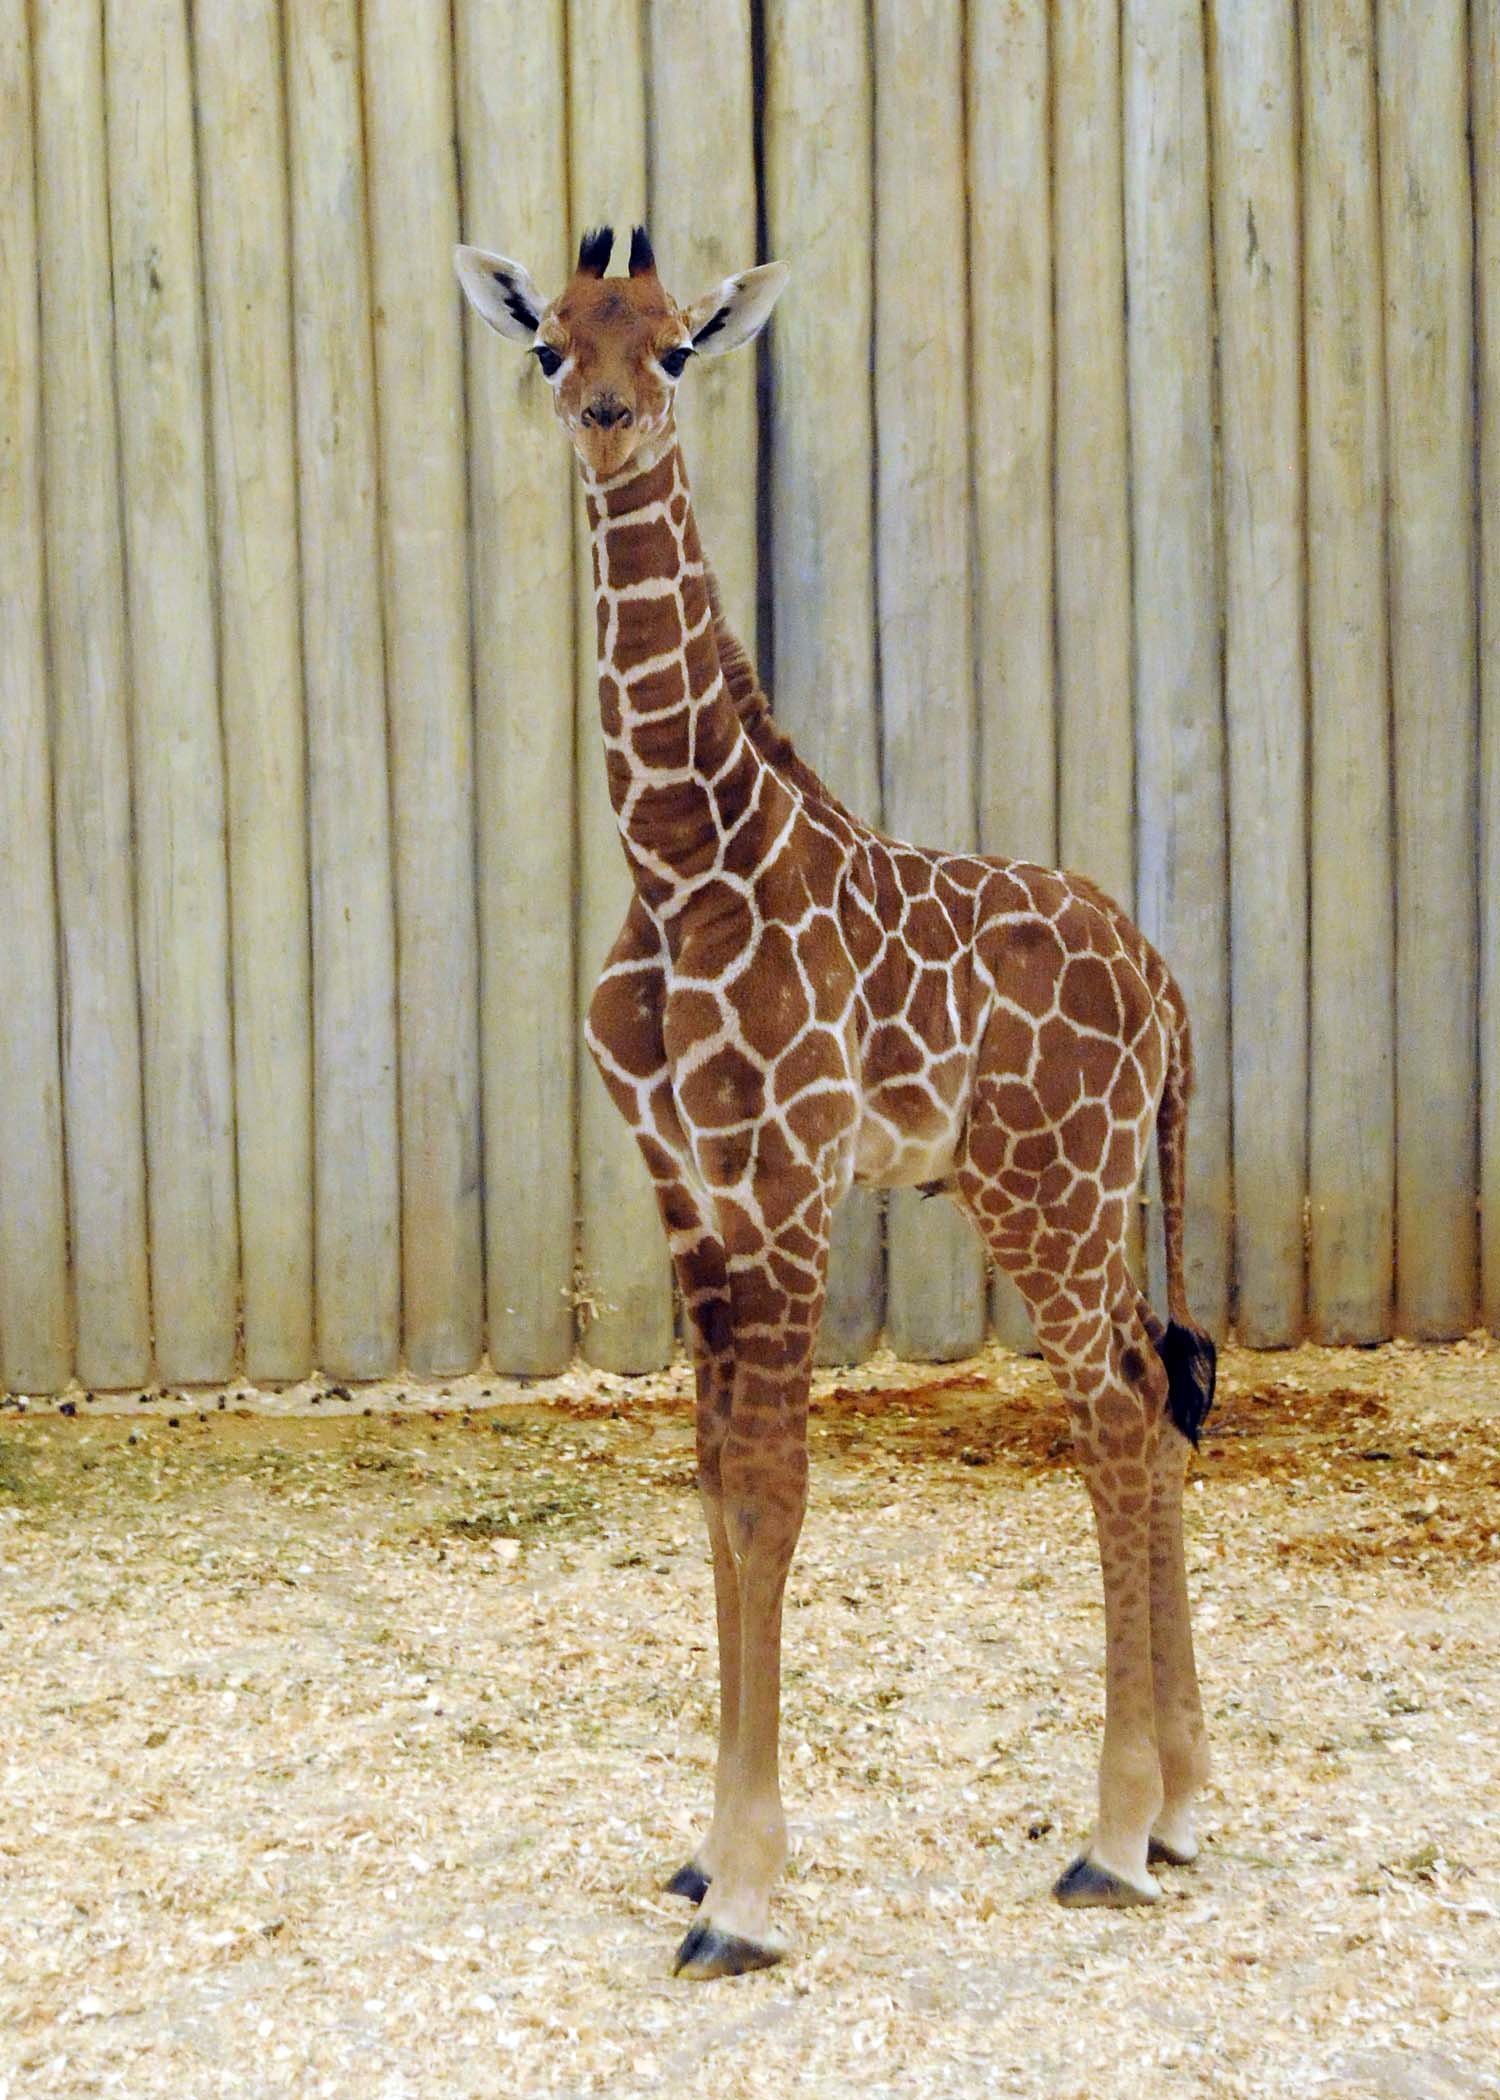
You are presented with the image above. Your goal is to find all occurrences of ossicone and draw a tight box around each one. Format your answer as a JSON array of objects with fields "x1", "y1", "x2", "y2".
[
  {"x1": 628, "y1": 225, "x2": 656, "y2": 276},
  {"x1": 577, "y1": 225, "x2": 614, "y2": 277}
]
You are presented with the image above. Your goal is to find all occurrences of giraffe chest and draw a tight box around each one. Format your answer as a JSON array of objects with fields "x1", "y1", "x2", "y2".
[{"x1": 658, "y1": 876, "x2": 864, "y2": 1187}]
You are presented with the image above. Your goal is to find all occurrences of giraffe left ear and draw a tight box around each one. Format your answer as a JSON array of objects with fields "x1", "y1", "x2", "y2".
[{"x1": 684, "y1": 262, "x2": 790, "y2": 358}]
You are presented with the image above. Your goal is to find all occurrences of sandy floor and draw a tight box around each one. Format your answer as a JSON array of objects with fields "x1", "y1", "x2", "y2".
[{"x1": 2, "y1": 1340, "x2": 1497, "y2": 2099}]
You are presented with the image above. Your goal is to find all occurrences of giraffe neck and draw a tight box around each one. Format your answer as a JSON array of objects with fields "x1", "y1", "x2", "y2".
[{"x1": 584, "y1": 437, "x2": 765, "y2": 910}]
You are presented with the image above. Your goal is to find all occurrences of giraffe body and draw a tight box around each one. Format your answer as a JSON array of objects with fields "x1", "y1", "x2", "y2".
[{"x1": 458, "y1": 226, "x2": 1215, "y2": 1979}]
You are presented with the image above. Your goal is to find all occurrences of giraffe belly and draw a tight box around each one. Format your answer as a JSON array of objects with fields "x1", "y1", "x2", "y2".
[{"x1": 851, "y1": 1089, "x2": 967, "y2": 1190}]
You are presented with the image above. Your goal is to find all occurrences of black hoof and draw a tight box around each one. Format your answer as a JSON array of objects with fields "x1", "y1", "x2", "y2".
[
  {"x1": 665, "y1": 1860, "x2": 711, "y2": 1904},
  {"x1": 673, "y1": 1920, "x2": 783, "y2": 1980},
  {"x1": 1147, "y1": 1834, "x2": 1198, "y2": 1869},
  {"x1": 1053, "y1": 1854, "x2": 1159, "y2": 1908}
]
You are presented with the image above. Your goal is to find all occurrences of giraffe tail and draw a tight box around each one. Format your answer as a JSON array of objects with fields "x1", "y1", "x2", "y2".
[{"x1": 1154, "y1": 1000, "x2": 1216, "y2": 1447}]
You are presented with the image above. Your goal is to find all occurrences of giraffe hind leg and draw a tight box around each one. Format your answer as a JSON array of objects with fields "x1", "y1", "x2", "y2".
[
  {"x1": 958, "y1": 1161, "x2": 1177, "y2": 1903},
  {"x1": 1134, "y1": 1291, "x2": 1213, "y2": 1860},
  {"x1": 1144, "y1": 1382, "x2": 1212, "y2": 1866}
]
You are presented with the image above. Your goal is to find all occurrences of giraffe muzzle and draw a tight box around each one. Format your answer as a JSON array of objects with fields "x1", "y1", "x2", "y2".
[{"x1": 582, "y1": 397, "x2": 633, "y2": 429}]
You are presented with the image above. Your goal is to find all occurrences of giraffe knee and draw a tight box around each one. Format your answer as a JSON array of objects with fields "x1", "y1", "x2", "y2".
[{"x1": 720, "y1": 1444, "x2": 807, "y2": 1564}]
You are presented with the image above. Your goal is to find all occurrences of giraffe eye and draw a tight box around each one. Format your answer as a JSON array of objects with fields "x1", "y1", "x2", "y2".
[
  {"x1": 532, "y1": 343, "x2": 563, "y2": 378},
  {"x1": 659, "y1": 345, "x2": 692, "y2": 380}
]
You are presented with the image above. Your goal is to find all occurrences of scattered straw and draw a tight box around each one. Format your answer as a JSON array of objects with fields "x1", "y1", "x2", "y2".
[{"x1": 2, "y1": 1341, "x2": 1497, "y2": 2097}]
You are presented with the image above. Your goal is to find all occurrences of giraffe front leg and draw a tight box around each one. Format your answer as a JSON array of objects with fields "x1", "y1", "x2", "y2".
[
  {"x1": 664, "y1": 1229, "x2": 740, "y2": 1906},
  {"x1": 673, "y1": 1194, "x2": 825, "y2": 1981},
  {"x1": 626, "y1": 1097, "x2": 742, "y2": 1907},
  {"x1": 673, "y1": 1377, "x2": 809, "y2": 1977},
  {"x1": 586, "y1": 930, "x2": 745, "y2": 1912}
]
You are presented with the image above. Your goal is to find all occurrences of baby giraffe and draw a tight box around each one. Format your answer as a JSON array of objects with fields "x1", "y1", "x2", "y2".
[{"x1": 456, "y1": 225, "x2": 1216, "y2": 1980}]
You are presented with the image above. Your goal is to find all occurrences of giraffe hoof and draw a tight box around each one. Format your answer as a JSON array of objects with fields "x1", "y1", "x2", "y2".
[
  {"x1": 665, "y1": 1860, "x2": 711, "y2": 1904},
  {"x1": 1053, "y1": 1854, "x2": 1161, "y2": 1908},
  {"x1": 1147, "y1": 1833, "x2": 1199, "y2": 1869},
  {"x1": 672, "y1": 1920, "x2": 784, "y2": 1980}
]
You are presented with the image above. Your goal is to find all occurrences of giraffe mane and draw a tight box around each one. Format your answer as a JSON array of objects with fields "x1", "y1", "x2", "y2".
[{"x1": 702, "y1": 569, "x2": 862, "y2": 828}]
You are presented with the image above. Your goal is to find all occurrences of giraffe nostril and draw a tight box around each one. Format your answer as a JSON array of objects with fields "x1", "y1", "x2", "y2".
[{"x1": 585, "y1": 398, "x2": 632, "y2": 430}]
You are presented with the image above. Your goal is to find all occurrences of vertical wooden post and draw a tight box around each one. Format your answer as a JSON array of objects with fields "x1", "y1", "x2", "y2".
[
  {"x1": 875, "y1": 0, "x2": 986, "y2": 1361},
  {"x1": 763, "y1": 0, "x2": 884, "y2": 1363},
  {"x1": 364, "y1": 0, "x2": 484, "y2": 1375},
  {"x1": 969, "y1": 0, "x2": 1053, "y2": 1355},
  {"x1": 34, "y1": 0, "x2": 151, "y2": 1390},
  {"x1": 105, "y1": 0, "x2": 238, "y2": 1382},
  {"x1": 1054, "y1": 0, "x2": 1133, "y2": 911},
  {"x1": 456, "y1": 3, "x2": 576, "y2": 1375},
  {"x1": 970, "y1": 1, "x2": 1055, "y2": 871},
  {"x1": 0, "y1": 0, "x2": 70, "y2": 1392},
  {"x1": 1378, "y1": 0, "x2": 1478, "y2": 1337},
  {"x1": 286, "y1": 0, "x2": 401, "y2": 1378},
  {"x1": 1053, "y1": 0, "x2": 1146, "y2": 1305},
  {"x1": 569, "y1": 0, "x2": 674, "y2": 1370},
  {"x1": 1302, "y1": 0, "x2": 1394, "y2": 1342},
  {"x1": 1124, "y1": 0, "x2": 1230, "y2": 1336},
  {"x1": 647, "y1": 0, "x2": 758, "y2": 648},
  {"x1": 1478, "y1": 0, "x2": 1500, "y2": 1334},
  {"x1": 194, "y1": 0, "x2": 314, "y2": 1382},
  {"x1": 1210, "y1": 0, "x2": 1307, "y2": 1345}
]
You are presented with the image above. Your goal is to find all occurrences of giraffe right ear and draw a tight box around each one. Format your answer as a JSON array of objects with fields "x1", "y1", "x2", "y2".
[{"x1": 454, "y1": 246, "x2": 549, "y2": 343}]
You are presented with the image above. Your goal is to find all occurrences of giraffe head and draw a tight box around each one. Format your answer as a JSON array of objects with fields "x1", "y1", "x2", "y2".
[{"x1": 456, "y1": 224, "x2": 788, "y2": 478}]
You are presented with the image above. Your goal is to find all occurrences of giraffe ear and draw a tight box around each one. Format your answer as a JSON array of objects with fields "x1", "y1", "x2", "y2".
[
  {"x1": 684, "y1": 262, "x2": 790, "y2": 358},
  {"x1": 454, "y1": 245, "x2": 549, "y2": 344}
]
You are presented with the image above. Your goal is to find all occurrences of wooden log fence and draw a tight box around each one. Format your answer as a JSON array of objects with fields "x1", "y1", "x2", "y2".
[
  {"x1": 0, "y1": 0, "x2": 1493, "y2": 1392},
  {"x1": 1302, "y1": 0, "x2": 1395, "y2": 1343}
]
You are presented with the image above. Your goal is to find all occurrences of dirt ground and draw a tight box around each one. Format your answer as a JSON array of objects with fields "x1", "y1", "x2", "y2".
[{"x1": 2, "y1": 1339, "x2": 1497, "y2": 2100}]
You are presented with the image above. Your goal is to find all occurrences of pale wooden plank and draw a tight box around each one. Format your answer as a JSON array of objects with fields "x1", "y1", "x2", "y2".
[
  {"x1": 1302, "y1": 0, "x2": 1394, "y2": 1342},
  {"x1": 1475, "y1": 0, "x2": 1500, "y2": 1334},
  {"x1": 1123, "y1": 0, "x2": 1230, "y2": 1336},
  {"x1": 968, "y1": 0, "x2": 1053, "y2": 1357},
  {"x1": 33, "y1": 0, "x2": 151, "y2": 1389},
  {"x1": 969, "y1": 0, "x2": 1054, "y2": 873},
  {"x1": 105, "y1": 0, "x2": 238, "y2": 1382},
  {"x1": 875, "y1": 0, "x2": 987, "y2": 1361},
  {"x1": 363, "y1": 0, "x2": 483, "y2": 1376},
  {"x1": 194, "y1": 0, "x2": 313, "y2": 1382},
  {"x1": 455, "y1": 4, "x2": 576, "y2": 1374},
  {"x1": 568, "y1": 0, "x2": 674, "y2": 1371},
  {"x1": 286, "y1": 0, "x2": 401, "y2": 1377},
  {"x1": 1053, "y1": 0, "x2": 1133, "y2": 913},
  {"x1": 1053, "y1": 0, "x2": 1147, "y2": 1305},
  {"x1": 763, "y1": 0, "x2": 883, "y2": 1363},
  {"x1": 0, "y1": 0, "x2": 70, "y2": 1391},
  {"x1": 1377, "y1": 0, "x2": 1478, "y2": 1337},
  {"x1": 1211, "y1": 0, "x2": 1307, "y2": 1345},
  {"x1": 647, "y1": 0, "x2": 758, "y2": 651}
]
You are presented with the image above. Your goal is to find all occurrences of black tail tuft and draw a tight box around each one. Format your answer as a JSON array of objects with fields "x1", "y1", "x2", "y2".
[{"x1": 1157, "y1": 1321, "x2": 1216, "y2": 1447}]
